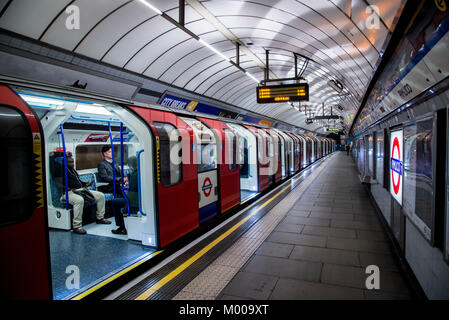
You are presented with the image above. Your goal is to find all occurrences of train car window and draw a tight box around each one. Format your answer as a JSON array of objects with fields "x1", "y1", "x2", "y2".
[
  {"x1": 403, "y1": 117, "x2": 433, "y2": 241},
  {"x1": 76, "y1": 144, "x2": 128, "y2": 170},
  {"x1": 358, "y1": 138, "x2": 365, "y2": 176},
  {"x1": 0, "y1": 106, "x2": 34, "y2": 226},
  {"x1": 375, "y1": 131, "x2": 384, "y2": 185},
  {"x1": 368, "y1": 135, "x2": 374, "y2": 177},
  {"x1": 153, "y1": 122, "x2": 182, "y2": 187},
  {"x1": 223, "y1": 129, "x2": 239, "y2": 171}
]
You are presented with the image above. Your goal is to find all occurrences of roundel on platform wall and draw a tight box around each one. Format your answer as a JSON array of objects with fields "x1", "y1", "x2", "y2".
[{"x1": 390, "y1": 129, "x2": 403, "y2": 205}]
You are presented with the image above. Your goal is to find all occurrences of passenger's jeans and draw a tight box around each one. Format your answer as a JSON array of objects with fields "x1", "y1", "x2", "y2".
[
  {"x1": 68, "y1": 189, "x2": 105, "y2": 229},
  {"x1": 109, "y1": 197, "x2": 127, "y2": 229}
]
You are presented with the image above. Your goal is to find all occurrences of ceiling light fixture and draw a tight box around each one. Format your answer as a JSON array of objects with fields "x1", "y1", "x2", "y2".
[
  {"x1": 198, "y1": 38, "x2": 230, "y2": 62},
  {"x1": 138, "y1": 0, "x2": 163, "y2": 15},
  {"x1": 245, "y1": 71, "x2": 259, "y2": 84}
]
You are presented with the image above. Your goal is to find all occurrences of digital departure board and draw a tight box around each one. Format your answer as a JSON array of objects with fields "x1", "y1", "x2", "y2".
[{"x1": 257, "y1": 83, "x2": 309, "y2": 103}]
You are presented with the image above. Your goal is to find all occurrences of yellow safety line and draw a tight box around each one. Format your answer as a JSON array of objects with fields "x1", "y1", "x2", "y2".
[
  {"x1": 135, "y1": 173, "x2": 304, "y2": 300},
  {"x1": 72, "y1": 250, "x2": 163, "y2": 300}
]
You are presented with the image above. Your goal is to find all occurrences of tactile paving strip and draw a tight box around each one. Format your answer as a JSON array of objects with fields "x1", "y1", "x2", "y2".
[
  {"x1": 115, "y1": 154, "x2": 335, "y2": 300},
  {"x1": 172, "y1": 156, "x2": 331, "y2": 300}
]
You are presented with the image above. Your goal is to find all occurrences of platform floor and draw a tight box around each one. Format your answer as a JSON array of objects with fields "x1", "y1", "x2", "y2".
[{"x1": 173, "y1": 152, "x2": 413, "y2": 300}]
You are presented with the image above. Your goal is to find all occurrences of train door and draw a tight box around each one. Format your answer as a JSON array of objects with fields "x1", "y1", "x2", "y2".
[
  {"x1": 265, "y1": 129, "x2": 281, "y2": 183},
  {"x1": 0, "y1": 84, "x2": 51, "y2": 299},
  {"x1": 199, "y1": 117, "x2": 240, "y2": 213},
  {"x1": 244, "y1": 125, "x2": 270, "y2": 192},
  {"x1": 297, "y1": 134, "x2": 307, "y2": 168},
  {"x1": 287, "y1": 132, "x2": 299, "y2": 172},
  {"x1": 180, "y1": 117, "x2": 219, "y2": 223},
  {"x1": 272, "y1": 129, "x2": 286, "y2": 178},
  {"x1": 133, "y1": 109, "x2": 197, "y2": 249},
  {"x1": 14, "y1": 87, "x2": 159, "y2": 300},
  {"x1": 226, "y1": 123, "x2": 259, "y2": 200}
]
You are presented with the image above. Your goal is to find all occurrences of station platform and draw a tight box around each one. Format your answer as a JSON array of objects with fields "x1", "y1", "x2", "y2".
[{"x1": 107, "y1": 152, "x2": 415, "y2": 300}]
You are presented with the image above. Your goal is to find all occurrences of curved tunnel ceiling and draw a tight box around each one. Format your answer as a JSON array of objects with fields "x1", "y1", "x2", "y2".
[{"x1": 0, "y1": 0, "x2": 404, "y2": 133}]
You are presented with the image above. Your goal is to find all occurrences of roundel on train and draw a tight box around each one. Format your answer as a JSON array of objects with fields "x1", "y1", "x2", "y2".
[{"x1": 202, "y1": 177, "x2": 213, "y2": 197}]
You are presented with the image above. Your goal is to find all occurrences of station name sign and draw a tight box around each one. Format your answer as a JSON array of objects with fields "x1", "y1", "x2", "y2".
[{"x1": 257, "y1": 83, "x2": 309, "y2": 103}]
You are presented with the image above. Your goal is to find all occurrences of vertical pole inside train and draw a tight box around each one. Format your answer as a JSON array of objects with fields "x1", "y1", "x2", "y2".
[
  {"x1": 120, "y1": 122, "x2": 131, "y2": 216},
  {"x1": 57, "y1": 124, "x2": 69, "y2": 210},
  {"x1": 108, "y1": 121, "x2": 117, "y2": 198}
]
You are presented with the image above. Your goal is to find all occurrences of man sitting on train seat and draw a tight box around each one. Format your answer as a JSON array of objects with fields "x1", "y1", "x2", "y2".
[
  {"x1": 97, "y1": 146, "x2": 128, "y2": 235},
  {"x1": 65, "y1": 152, "x2": 111, "y2": 235}
]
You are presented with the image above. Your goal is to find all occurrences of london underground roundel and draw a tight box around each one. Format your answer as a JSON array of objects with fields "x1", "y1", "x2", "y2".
[
  {"x1": 390, "y1": 130, "x2": 403, "y2": 205},
  {"x1": 202, "y1": 177, "x2": 213, "y2": 197}
]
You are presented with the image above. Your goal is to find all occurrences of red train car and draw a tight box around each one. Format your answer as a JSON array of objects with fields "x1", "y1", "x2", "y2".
[{"x1": 0, "y1": 81, "x2": 333, "y2": 300}]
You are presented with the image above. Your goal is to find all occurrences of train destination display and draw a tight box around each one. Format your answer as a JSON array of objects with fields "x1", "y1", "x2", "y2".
[{"x1": 257, "y1": 83, "x2": 309, "y2": 103}]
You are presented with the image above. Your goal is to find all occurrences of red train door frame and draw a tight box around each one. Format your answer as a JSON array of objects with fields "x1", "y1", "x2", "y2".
[
  {"x1": 130, "y1": 107, "x2": 198, "y2": 248},
  {"x1": 287, "y1": 132, "x2": 301, "y2": 171},
  {"x1": 199, "y1": 118, "x2": 240, "y2": 213},
  {"x1": 0, "y1": 84, "x2": 51, "y2": 299},
  {"x1": 244, "y1": 125, "x2": 270, "y2": 192},
  {"x1": 265, "y1": 128, "x2": 282, "y2": 183}
]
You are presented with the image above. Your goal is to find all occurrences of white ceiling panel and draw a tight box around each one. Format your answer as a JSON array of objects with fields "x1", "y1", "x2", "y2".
[
  {"x1": 102, "y1": 16, "x2": 173, "y2": 67},
  {"x1": 183, "y1": 59, "x2": 233, "y2": 91},
  {"x1": 40, "y1": 0, "x2": 129, "y2": 51},
  {"x1": 145, "y1": 38, "x2": 203, "y2": 79},
  {"x1": 0, "y1": 0, "x2": 404, "y2": 132},
  {"x1": 0, "y1": 0, "x2": 9, "y2": 13},
  {"x1": 124, "y1": 27, "x2": 191, "y2": 74},
  {"x1": 0, "y1": 0, "x2": 72, "y2": 39},
  {"x1": 75, "y1": 1, "x2": 160, "y2": 59}
]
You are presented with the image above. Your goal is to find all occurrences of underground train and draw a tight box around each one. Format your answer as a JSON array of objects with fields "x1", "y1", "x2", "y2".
[{"x1": 0, "y1": 79, "x2": 334, "y2": 299}]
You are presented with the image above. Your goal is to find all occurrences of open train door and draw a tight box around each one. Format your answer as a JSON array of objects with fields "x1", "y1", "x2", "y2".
[{"x1": 0, "y1": 84, "x2": 51, "y2": 299}]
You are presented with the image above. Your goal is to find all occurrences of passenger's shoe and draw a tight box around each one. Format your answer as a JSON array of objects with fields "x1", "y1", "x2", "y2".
[
  {"x1": 73, "y1": 227, "x2": 87, "y2": 235},
  {"x1": 96, "y1": 218, "x2": 112, "y2": 225},
  {"x1": 111, "y1": 228, "x2": 127, "y2": 235}
]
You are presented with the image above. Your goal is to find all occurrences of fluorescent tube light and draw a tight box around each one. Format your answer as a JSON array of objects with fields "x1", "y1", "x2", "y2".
[
  {"x1": 21, "y1": 95, "x2": 65, "y2": 106},
  {"x1": 245, "y1": 71, "x2": 259, "y2": 84},
  {"x1": 138, "y1": 0, "x2": 163, "y2": 15},
  {"x1": 75, "y1": 103, "x2": 112, "y2": 116},
  {"x1": 199, "y1": 38, "x2": 230, "y2": 62}
]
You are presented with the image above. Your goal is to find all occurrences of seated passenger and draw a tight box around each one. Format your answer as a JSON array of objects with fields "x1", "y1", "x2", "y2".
[
  {"x1": 64, "y1": 152, "x2": 111, "y2": 235},
  {"x1": 97, "y1": 146, "x2": 127, "y2": 235},
  {"x1": 97, "y1": 146, "x2": 128, "y2": 195}
]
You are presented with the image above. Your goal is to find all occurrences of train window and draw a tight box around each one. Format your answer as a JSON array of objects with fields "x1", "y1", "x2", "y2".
[
  {"x1": 153, "y1": 122, "x2": 182, "y2": 187},
  {"x1": 375, "y1": 131, "x2": 384, "y2": 185},
  {"x1": 76, "y1": 144, "x2": 129, "y2": 170},
  {"x1": 180, "y1": 118, "x2": 217, "y2": 173},
  {"x1": 224, "y1": 129, "x2": 239, "y2": 171},
  {"x1": 0, "y1": 106, "x2": 34, "y2": 226},
  {"x1": 368, "y1": 135, "x2": 374, "y2": 177},
  {"x1": 358, "y1": 138, "x2": 365, "y2": 176},
  {"x1": 403, "y1": 117, "x2": 433, "y2": 240}
]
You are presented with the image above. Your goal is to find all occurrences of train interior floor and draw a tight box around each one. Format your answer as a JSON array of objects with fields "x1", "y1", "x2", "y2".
[
  {"x1": 49, "y1": 218, "x2": 155, "y2": 300},
  {"x1": 241, "y1": 190, "x2": 259, "y2": 202},
  {"x1": 173, "y1": 152, "x2": 413, "y2": 300}
]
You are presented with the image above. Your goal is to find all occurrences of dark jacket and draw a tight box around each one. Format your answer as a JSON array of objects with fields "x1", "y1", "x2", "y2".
[
  {"x1": 66, "y1": 166, "x2": 87, "y2": 190},
  {"x1": 128, "y1": 169, "x2": 138, "y2": 192},
  {"x1": 97, "y1": 159, "x2": 122, "y2": 193}
]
